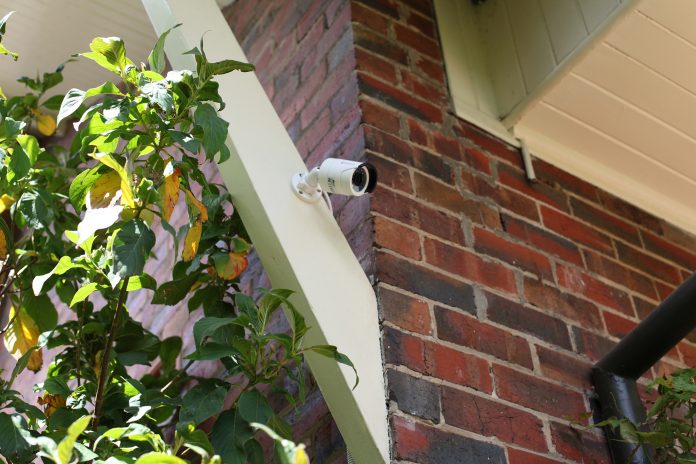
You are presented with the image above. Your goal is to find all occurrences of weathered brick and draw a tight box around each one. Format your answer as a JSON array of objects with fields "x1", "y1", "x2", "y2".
[
  {"x1": 441, "y1": 386, "x2": 547, "y2": 452},
  {"x1": 473, "y1": 227, "x2": 553, "y2": 279},
  {"x1": 435, "y1": 305, "x2": 533, "y2": 368},
  {"x1": 493, "y1": 365, "x2": 586, "y2": 419},
  {"x1": 461, "y1": 146, "x2": 492, "y2": 175},
  {"x1": 556, "y1": 264, "x2": 633, "y2": 316},
  {"x1": 379, "y1": 287, "x2": 432, "y2": 335},
  {"x1": 550, "y1": 422, "x2": 611, "y2": 463},
  {"x1": 372, "y1": 188, "x2": 465, "y2": 244},
  {"x1": 497, "y1": 163, "x2": 570, "y2": 213},
  {"x1": 424, "y1": 238, "x2": 517, "y2": 294},
  {"x1": 462, "y1": 173, "x2": 540, "y2": 222},
  {"x1": 572, "y1": 326, "x2": 616, "y2": 361},
  {"x1": 388, "y1": 369, "x2": 440, "y2": 422},
  {"x1": 359, "y1": 98, "x2": 401, "y2": 134},
  {"x1": 641, "y1": 230, "x2": 696, "y2": 271},
  {"x1": 602, "y1": 311, "x2": 636, "y2": 339},
  {"x1": 407, "y1": 117, "x2": 431, "y2": 146},
  {"x1": 486, "y1": 292, "x2": 572, "y2": 349},
  {"x1": 541, "y1": 205, "x2": 615, "y2": 256},
  {"x1": 502, "y1": 214, "x2": 583, "y2": 266},
  {"x1": 358, "y1": 73, "x2": 444, "y2": 123},
  {"x1": 524, "y1": 277, "x2": 603, "y2": 331},
  {"x1": 365, "y1": 153, "x2": 412, "y2": 193},
  {"x1": 405, "y1": 9, "x2": 435, "y2": 37},
  {"x1": 570, "y1": 196, "x2": 641, "y2": 246},
  {"x1": 533, "y1": 159, "x2": 598, "y2": 202},
  {"x1": 454, "y1": 119, "x2": 522, "y2": 167},
  {"x1": 353, "y1": 24, "x2": 407, "y2": 64},
  {"x1": 615, "y1": 241, "x2": 682, "y2": 286},
  {"x1": 354, "y1": 0, "x2": 399, "y2": 18},
  {"x1": 400, "y1": 69, "x2": 448, "y2": 106},
  {"x1": 596, "y1": 189, "x2": 662, "y2": 232},
  {"x1": 414, "y1": 173, "x2": 466, "y2": 213},
  {"x1": 583, "y1": 250, "x2": 658, "y2": 300},
  {"x1": 375, "y1": 216, "x2": 421, "y2": 260},
  {"x1": 394, "y1": 23, "x2": 441, "y2": 59},
  {"x1": 392, "y1": 415, "x2": 506, "y2": 464},
  {"x1": 537, "y1": 346, "x2": 592, "y2": 390},
  {"x1": 377, "y1": 251, "x2": 475, "y2": 310},
  {"x1": 413, "y1": 54, "x2": 446, "y2": 84},
  {"x1": 507, "y1": 448, "x2": 564, "y2": 464},
  {"x1": 354, "y1": 47, "x2": 397, "y2": 82},
  {"x1": 351, "y1": 2, "x2": 390, "y2": 35}
]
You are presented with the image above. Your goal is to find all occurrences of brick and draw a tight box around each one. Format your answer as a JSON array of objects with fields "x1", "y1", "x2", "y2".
[
  {"x1": 394, "y1": 23, "x2": 441, "y2": 59},
  {"x1": 358, "y1": 74, "x2": 444, "y2": 123},
  {"x1": 377, "y1": 251, "x2": 475, "y2": 310},
  {"x1": 405, "y1": 9, "x2": 436, "y2": 38},
  {"x1": 556, "y1": 264, "x2": 633, "y2": 316},
  {"x1": 372, "y1": 188, "x2": 465, "y2": 244},
  {"x1": 678, "y1": 342, "x2": 696, "y2": 366},
  {"x1": 454, "y1": 119, "x2": 522, "y2": 168},
  {"x1": 306, "y1": 105, "x2": 361, "y2": 166},
  {"x1": 300, "y1": 5, "x2": 351, "y2": 79},
  {"x1": 602, "y1": 311, "x2": 636, "y2": 339},
  {"x1": 524, "y1": 277, "x2": 603, "y2": 331},
  {"x1": 641, "y1": 230, "x2": 696, "y2": 271},
  {"x1": 408, "y1": 117, "x2": 431, "y2": 146},
  {"x1": 359, "y1": 98, "x2": 401, "y2": 134},
  {"x1": 572, "y1": 326, "x2": 616, "y2": 361},
  {"x1": 354, "y1": 47, "x2": 397, "y2": 82},
  {"x1": 388, "y1": 369, "x2": 440, "y2": 422},
  {"x1": 424, "y1": 238, "x2": 517, "y2": 294},
  {"x1": 354, "y1": 0, "x2": 399, "y2": 18},
  {"x1": 541, "y1": 205, "x2": 615, "y2": 256},
  {"x1": 375, "y1": 216, "x2": 421, "y2": 260},
  {"x1": 435, "y1": 306, "x2": 533, "y2": 368},
  {"x1": 493, "y1": 364, "x2": 586, "y2": 419},
  {"x1": 351, "y1": 2, "x2": 390, "y2": 35},
  {"x1": 596, "y1": 189, "x2": 662, "y2": 232},
  {"x1": 430, "y1": 132, "x2": 462, "y2": 161},
  {"x1": 414, "y1": 55, "x2": 446, "y2": 84},
  {"x1": 391, "y1": 415, "x2": 506, "y2": 464},
  {"x1": 632, "y1": 295, "x2": 657, "y2": 320},
  {"x1": 507, "y1": 448, "x2": 563, "y2": 464},
  {"x1": 570, "y1": 197, "x2": 641, "y2": 246},
  {"x1": 462, "y1": 147, "x2": 492, "y2": 175},
  {"x1": 550, "y1": 422, "x2": 611, "y2": 463},
  {"x1": 382, "y1": 327, "x2": 492, "y2": 392},
  {"x1": 400, "y1": 69, "x2": 448, "y2": 106},
  {"x1": 583, "y1": 250, "x2": 658, "y2": 300},
  {"x1": 353, "y1": 25, "x2": 408, "y2": 64},
  {"x1": 659, "y1": 221, "x2": 696, "y2": 253},
  {"x1": 533, "y1": 159, "x2": 599, "y2": 202},
  {"x1": 615, "y1": 241, "x2": 682, "y2": 286},
  {"x1": 414, "y1": 175, "x2": 464, "y2": 214},
  {"x1": 379, "y1": 287, "x2": 432, "y2": 335},
  {"x1": 462, "y1": 173, "x2": 540, "y2": 222},
  {"x1": 365, "y1": 153, "x2": 412, "y2": 193},
  {"x1": 502, "y1": 214, "x2": 583, "y2": 266},
  {"x1": 497, "y1": 164, "x2": 570, "y2": 213},
  {"x1": 441, "y1": 386, "x2": 547, "y2": 452},
  {"x1": 486, "y1": 292, "x2": 572, "y2": 349},
  {"x1": 473, "y1": 227, "x2": 553, "y2": 279},
  {"x1": 537, "y1": 346, "x2": 592, "y2": 390}
]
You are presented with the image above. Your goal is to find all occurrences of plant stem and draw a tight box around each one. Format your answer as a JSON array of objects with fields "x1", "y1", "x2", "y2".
[
  {"x1": 160, "y1": 359, "x2": 194, "y2": 394},
  {"x1": 92, "y1": 276, "x2": 130, "y2": 431}
]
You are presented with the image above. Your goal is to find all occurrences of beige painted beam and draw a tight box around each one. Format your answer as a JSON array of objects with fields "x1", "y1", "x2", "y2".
[{"x1": 141, "y1": 1, "x2": 389, "y2": 463}]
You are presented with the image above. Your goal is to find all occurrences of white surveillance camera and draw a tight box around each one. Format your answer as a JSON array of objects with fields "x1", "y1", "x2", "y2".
[{"x1": 292, "y1": 158, "x2": 377, "y2": 203}]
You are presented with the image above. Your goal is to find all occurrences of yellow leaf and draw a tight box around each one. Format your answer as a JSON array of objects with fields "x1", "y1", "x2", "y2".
[
  {"x1": 38, "y1": 392, "x2": 66, "y2": 418},
  {"x1": 215, "y1": 252, "x2": 248, "y2": 280},
  {"x1": 184, "y1": 188, "x2": 208, "y2": 222},
  {"x1": 0, "y1": 220, "x2": 8, "y2": 260},
  {"x1": 87, "y1": 171, "x2": 121, "y2": 209},
  {"x1": 93, "y1": 152, "x2": 135, "y2": 208},
  {"x1": 37, "y1": 113, "x2": 57, "y2": 136},
  {"x1": 4, "y1": 307, "x2": 42, "y2": 372},
  {"x1": 0, "y1": 194, "x2": 15, "y2": 213},
  {"x1": 93, "y1": 350, "x2": 103, "y2": 377},
  {"x1": 182, "y1": 218, "x2": 202, "y2": 262},
  {"x1": 293, "y1": 445, "x2": 310, "y2": 464},
  {"x1": 160, "y1": 164, "x2": 181, "y2": 222}
]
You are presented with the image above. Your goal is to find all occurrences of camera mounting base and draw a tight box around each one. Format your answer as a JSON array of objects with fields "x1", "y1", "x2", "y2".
[{"x1": 291, "y1": 172, "x2": 323, "y2": 203}]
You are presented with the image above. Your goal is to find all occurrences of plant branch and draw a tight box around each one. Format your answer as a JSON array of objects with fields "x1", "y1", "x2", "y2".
[
  {"x1": 160, "y1": 359, "x2": 194, "y2": 394},
  {"x1": 91, "y1": 276, "x2": 130, "y2": 431}
]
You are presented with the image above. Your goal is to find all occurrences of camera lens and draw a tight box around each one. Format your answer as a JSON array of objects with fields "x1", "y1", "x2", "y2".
[{"x1": 352, "y1": 167, "x2": 368, "y2": 191}]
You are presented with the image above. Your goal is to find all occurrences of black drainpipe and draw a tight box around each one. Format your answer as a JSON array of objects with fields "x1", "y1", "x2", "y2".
[{"x1": 592, "y1": 272, "x2": 696, "y2": 464}]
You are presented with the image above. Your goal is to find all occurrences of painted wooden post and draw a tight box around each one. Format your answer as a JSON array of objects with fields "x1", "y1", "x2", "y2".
[{"x1": 141, "y1": 1, "x2": 389, "y2": 462}]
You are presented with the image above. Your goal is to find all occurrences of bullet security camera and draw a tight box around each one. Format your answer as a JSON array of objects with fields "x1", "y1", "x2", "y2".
[{"x1": 292, "y1": 158, "x2": 377, "y2": 203}]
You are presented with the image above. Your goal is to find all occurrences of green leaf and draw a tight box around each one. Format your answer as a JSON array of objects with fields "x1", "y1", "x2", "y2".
[
  {"x1": 23, "y1": 293, "x2": 57, "y2": 332},
  {"x1": 152, "y1": 273, "x2": 199, "y2": 305},
  {"x1": 17, "y1": 189, "x2": 54, "y2": 229},
  {"x1": 238, "y1": 390, "x2": 272, "y2": 425},
  {"x1": 0, "y1": 11, "x2": 17, "y2": 61},
  {"x1": 70, "y1": 282, "x2": 103, "y2": 307},
  {"x1": 112, "y1": 220, "x2": 156, "y2": 278},
  {"x1": 307, "y1": 345, "x2": 359, "y2": 389},
  {"x1": 180, "y1": 382, "x2": 227, "y2": 426},
  {"x1": 204, "y1": 59, "x2": 255, "y2": 76},
  {"x1": 148, "y1": 24, "x2": 181, "y2": 73},
  {"x1": 194, "y1": 103, "x2": 228, "y2": 160},
  {"x1": 126, "y1": 274, "x2": 157, "y2": 291},
  {"x1": 141, "y1": 81, "x2": 173, "y2": 113},
  {"x1": 33, "y1": 256, "x2": 85, "y2": 295},
  {"x1": 9, "y1": 347, "x2": 39, "y2": 386},
  {"x1": 76, "y1": 205, "x2": 123, "y2": 244},
  {"x1": 8, "y1": 144, "x2": 30, "y2": 180},
  {"x1": 135, "y1": 453, "x2": 187, "y2": 464},
  {"x1": 86, "y1": 37, "x2": 129, "y2": 72},
  {"x1": 211, "y1": 410, "x2": 251, "y2": 464},
  {"x1": 57, "y1": 82, "x2": 122, "y2": 124},
  {"x1": 159, "y1": 336, "x2": 182, "y2": 372},
  {"x1": 186, "y1": 343, "x2": 239, "y2": 361},
  {"x1": 0, "y1": 413, "x2": 28, "y2": 456},
  {"x1": 56, "y1": 415, "x2": 92, "y2": 464},
  {"x1": 192, "y1": 317, "x2": 237, "y2": 349},
  {"x1": 69, "y1": 166, "x2": 101, "y2": 211},
  {"x1": 16, "y1": 135, "x2": 40, "y2": 165}
]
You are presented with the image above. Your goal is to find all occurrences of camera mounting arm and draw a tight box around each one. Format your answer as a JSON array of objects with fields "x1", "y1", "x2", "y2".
[{"x1": 292, "y1": 158, "x2": 377, "y2": 204}]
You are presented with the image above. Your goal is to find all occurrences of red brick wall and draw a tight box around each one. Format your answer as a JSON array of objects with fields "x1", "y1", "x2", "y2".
[{"x1": 353, "y1": 0, "x2": 696, "y2": 463}]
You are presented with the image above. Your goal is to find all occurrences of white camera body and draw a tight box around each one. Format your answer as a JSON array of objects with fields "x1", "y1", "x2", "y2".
[{"x1": 292, "y1": 158, "x2": 377, "y2": 203}]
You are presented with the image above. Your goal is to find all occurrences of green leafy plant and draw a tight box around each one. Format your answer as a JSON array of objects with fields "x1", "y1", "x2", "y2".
[
  {"x1": 0, "y1": 16, "x2": 355, "y2": 464},
  {"x1": 594, "y1": 368, "x2": 696, "y2": 463}
]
